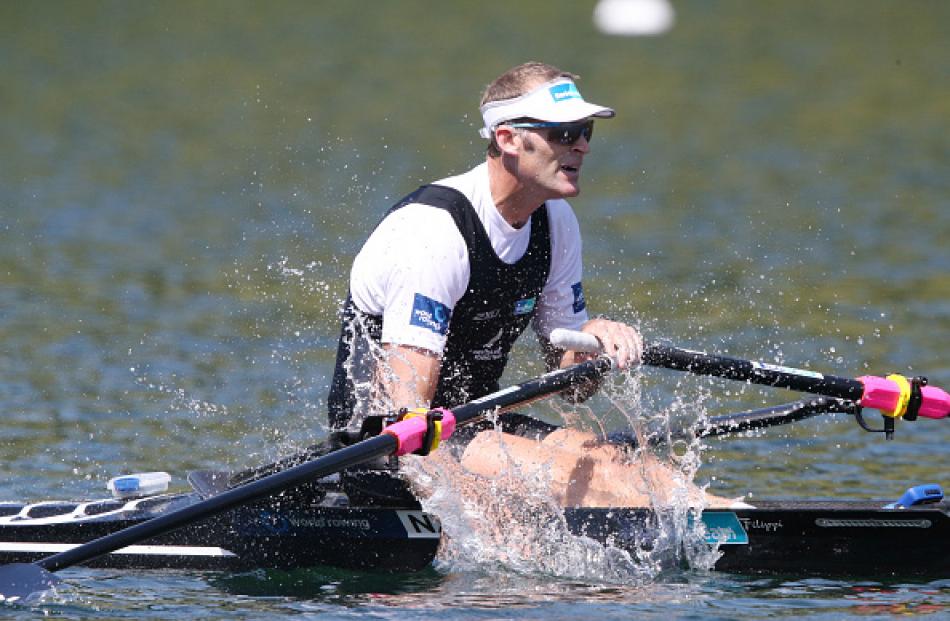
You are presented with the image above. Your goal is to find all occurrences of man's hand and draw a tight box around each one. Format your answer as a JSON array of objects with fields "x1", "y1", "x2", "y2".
[{"x1": 563, "y1": 317, "x2": 643, "y2": 370}]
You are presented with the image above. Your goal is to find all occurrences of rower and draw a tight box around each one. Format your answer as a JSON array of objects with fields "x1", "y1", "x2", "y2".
[{"x1": 323, "y1": 61, "x2": 737, "y2": 508}]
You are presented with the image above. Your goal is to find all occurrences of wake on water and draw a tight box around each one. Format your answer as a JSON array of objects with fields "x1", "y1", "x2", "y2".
[{"x1": 399, "y1": 367, "x2": 723, "y2": 584}]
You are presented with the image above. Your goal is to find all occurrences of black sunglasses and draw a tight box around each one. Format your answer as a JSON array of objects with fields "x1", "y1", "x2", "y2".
[{"x1": 505, "y1": 120, "x2": 594, "y2": 146}]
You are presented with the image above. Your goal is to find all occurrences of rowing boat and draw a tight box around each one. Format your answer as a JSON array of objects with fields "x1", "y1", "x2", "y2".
[
  {"x1": 2, "y1": 399, "x2": 946, "y2": 578},
  {"x1": 3, "y1": 340, "x2": 947, "y2": 600}
]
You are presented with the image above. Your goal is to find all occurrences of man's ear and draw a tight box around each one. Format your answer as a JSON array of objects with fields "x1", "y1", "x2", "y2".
[{"x1": 493, "y1": 126, "x2": 522, "y2": 156}]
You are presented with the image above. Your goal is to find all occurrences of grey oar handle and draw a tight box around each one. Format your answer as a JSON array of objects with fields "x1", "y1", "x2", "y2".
[{"x1": 549, "y1": 328, "x2": 603, "y2": 354}]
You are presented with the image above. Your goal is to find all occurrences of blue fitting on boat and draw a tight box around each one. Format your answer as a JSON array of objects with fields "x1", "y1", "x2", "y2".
[{"x1": 884, "y1": 484, "x2": 944, "y2": 509}]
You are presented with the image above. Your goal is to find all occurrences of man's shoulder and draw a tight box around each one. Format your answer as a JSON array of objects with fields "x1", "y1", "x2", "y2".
[
  {"x1": 376, "y1": 202, "x2": 459, "y2": 235},
  {"x1": 431, "y1": 162, "x2": 486, "y2": 200},
  {"x1": 544, "y1": 198, "x2": 580, "y2": 229},
  {"x1": 543, "y1": 197, "x2": 575, "y2": 216}
]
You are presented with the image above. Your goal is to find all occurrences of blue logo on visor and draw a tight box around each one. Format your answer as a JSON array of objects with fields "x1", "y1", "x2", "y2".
[
  {"x1": 549, "y1": 82, "x2": 582, "y2": 103},
  {"x1": 514, "y1": 297, "x2": 536, "y2": 315},
  {"x1": 410, "y1": 293, "x2": 452, "y2": 335},
  {"x1": 571, "y1": 282, "x2": 586, "y2": 313}
]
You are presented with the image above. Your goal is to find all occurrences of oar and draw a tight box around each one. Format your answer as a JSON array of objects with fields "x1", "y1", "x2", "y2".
[
  {"x1": 551, "y1": 329, "x2": 950, "y2": 421},
  {"x1": 0, "y1": 356, "x2": 611, "y2": 602}
]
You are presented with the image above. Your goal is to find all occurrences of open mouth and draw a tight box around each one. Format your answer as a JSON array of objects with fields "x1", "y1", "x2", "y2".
[{"x1": 560, "y1": 164, "x2": 580, "y2": 174}]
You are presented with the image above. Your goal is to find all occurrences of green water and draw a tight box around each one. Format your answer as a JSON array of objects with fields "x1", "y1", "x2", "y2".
[{"x1": 1, "y1": 0, "x2": 947, "y2": 618}]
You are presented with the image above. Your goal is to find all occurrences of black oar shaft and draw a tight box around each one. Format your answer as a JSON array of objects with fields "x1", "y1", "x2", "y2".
[
  {"x1": 31, "y1": 357, "x2": 612, "y2": 575},
  {"x1": 450, "y1": 357, "x2": 613, "y2": 423},
  {"x1": 37, "y1": 434, "x2": 398, "y2": 572},
  {"x1": 643, "y1": 344, "x2": 865, "y2": 401}
]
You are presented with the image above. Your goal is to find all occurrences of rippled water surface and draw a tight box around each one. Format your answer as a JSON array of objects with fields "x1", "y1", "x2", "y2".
[{"x1": 2, "y1": 0, "x2": 948, "y2": 618}]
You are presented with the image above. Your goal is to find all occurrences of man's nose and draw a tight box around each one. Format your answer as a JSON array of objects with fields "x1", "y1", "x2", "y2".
[{"x1": 572, "y1": 135, "x2": 591, "y2": 153}]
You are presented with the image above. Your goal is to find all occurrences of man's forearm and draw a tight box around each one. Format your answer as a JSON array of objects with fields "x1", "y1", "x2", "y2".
[{"x1": 379, "y1": 343, "x2": 441, "y2": 410}]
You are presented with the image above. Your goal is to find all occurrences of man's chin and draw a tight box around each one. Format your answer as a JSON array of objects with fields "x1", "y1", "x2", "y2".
[
  {"x1": 560, "y1": 182, "x2": 581, "y2": 198},
  {"x1": 549, "y1": 175, "x2": 581, "y2": 197}
]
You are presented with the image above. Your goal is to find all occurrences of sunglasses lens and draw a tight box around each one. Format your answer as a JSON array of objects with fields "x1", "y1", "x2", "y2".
[{"x1": 548, "y1": 121, "x2": 593, "y2": 145}]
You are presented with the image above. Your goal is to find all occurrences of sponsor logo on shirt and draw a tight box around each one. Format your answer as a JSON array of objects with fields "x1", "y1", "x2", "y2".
[
  {"x1": 571, "y1": 282, "x2": 586, "y2": 313},
  {"x1": 473, "y1": 309, "x2": 501, "y2": 321},
  {"x1": 410, "y1": 293, "x2": 451, "y2": 335},
  {"x1": 472, "y1": 328, "x2": 506, "y2": 361},
  {"x1": 549, "y1": 82, "x2": 582, "y2": 103},
  {"x1": 514, "y1": 297, "x2": 536, "y2": 315}
]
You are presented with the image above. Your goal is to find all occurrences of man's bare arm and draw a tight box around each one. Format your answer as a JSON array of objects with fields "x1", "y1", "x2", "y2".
[{"x1": 379, "y1": 343, "x2": 442, "y2": 410}]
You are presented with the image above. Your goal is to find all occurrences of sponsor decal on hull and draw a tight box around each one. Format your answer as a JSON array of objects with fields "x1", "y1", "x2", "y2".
[
  {"x1": 396, "y1": 511, "x2": 442, "y2": 539},
  {"x1": 697, "y1": 512, "x2": 749, "y2": 545}
]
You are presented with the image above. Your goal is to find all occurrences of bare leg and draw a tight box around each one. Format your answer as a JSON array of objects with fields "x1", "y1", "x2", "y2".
[{"x1": 461, "y1": 428, "x2": 741, "y2": 508}]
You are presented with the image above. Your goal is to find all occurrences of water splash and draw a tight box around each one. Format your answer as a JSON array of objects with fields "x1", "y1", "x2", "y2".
[
  {"x1": 401, "y1": 367, "x2": 722, "y2": 583},
  {"x1": 600, "y1": 372, "x2": 722, "y2": 573},
  {"x1": 402, "y1": 449, "x2": 646, "y2": 583}
]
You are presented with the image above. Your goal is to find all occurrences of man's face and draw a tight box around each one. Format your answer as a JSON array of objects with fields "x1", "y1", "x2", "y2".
[{"x1": 514, "y1": 122, "x2": 592, "y2": 200}]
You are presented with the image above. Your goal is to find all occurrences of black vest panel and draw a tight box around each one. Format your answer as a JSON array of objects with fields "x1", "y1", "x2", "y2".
[{"x1": 327, "y1": 184, "x2": 551, "y2": 429}]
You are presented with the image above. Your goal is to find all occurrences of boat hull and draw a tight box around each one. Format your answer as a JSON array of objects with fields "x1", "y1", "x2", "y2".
[
  {"x1": 0, "y1": 491, "x2": 441, "y2": 572},
  {"x1": 2, "y1": 483, "x2": 946, "y2": 576},
  {"x1": 567, "y1": 500, "x2": 950, "y2": 577}
]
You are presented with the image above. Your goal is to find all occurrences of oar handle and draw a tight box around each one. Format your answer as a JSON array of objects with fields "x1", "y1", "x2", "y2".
[{"x1": 549, "y1": 329, "x2": 949, "y2": 420}]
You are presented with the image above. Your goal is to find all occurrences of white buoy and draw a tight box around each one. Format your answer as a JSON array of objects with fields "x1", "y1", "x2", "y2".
[{"x1": 593, "y1": 0, "x2": 675, "y2": 36}]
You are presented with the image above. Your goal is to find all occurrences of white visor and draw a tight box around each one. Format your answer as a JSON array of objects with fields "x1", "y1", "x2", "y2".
[{"x1": 478, "y1": 78, "x2": 615, "y2": 139}]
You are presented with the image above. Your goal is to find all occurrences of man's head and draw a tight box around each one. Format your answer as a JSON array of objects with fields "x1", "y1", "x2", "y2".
[
  {"x1": 479, "y1": 62, "x2": 615, "y2": 158},
  {"x1": 480, "y1": 62, "x2": 614, "y2": 202}
]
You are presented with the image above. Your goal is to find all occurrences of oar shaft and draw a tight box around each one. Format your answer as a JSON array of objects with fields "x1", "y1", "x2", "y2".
[
  {"x1": 382, "y1": 357, "x2": 613, "y2": 455},
  {"x1": 451, "y1": 357, "x2": 614, "y2": 423},
  {"x1": 643, "y1": 344, "x2": 949, "y2": 419},
  {"x1": 549, "y1": 328, "x2": 948, "y2": 420},
  {"x1": 33, "y1": 357, "x2": 613, "y2": 574},
  {"x1": 37, "y1": 435, "x2": 398, "y2": 572},
  {"x1": 643, "y1": 344, "x2": 865, "y2": 401}
]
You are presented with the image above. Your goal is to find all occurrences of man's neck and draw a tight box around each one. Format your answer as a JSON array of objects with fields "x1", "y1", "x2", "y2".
[{"x1": 486, "y1": 156, "x2": 545, "y2": 229}]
